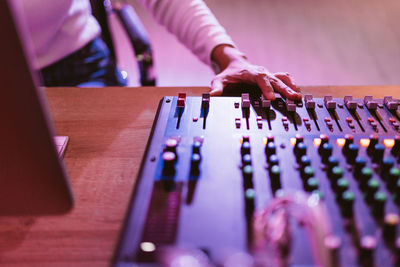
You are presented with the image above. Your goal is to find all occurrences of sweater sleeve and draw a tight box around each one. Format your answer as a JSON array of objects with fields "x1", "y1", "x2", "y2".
[{"x1": 136, "y1": 0, "x2": 236, "y2": 66}]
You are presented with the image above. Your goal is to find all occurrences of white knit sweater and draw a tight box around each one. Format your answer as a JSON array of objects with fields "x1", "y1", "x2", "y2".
[{"x1": 19, "y1": 0, "x2": 235, "y2": 69}]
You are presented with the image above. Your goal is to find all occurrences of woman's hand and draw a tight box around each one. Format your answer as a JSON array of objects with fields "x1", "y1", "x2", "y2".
[{"x1": 210, "y1": 45, "x2": 301, "y2": 100}]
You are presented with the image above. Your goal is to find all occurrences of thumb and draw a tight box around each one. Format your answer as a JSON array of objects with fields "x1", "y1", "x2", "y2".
[{"x1": 210, "y1": 79, "x2": 224, "y2": 96}]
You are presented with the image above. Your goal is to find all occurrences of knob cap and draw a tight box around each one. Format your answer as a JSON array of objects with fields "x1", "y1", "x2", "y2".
[
  {"x1": 190, "y1": 153, "x2": 201, "y2": 175},
  {"x1": 265, "y1": 142, "x2": 276, "y2": 156},
  {"x1": 241, "y1": 141, "x2": 251, "y2": 155},
  {"x1": 162, "y1": 151, "x2": 176, "y2": 176},
  {"x1": 372, "y1": 144, "x2": 385, "y2": 163},
  {"x1": 321, "y1": 143, "x2": 333, "y2": 163}
]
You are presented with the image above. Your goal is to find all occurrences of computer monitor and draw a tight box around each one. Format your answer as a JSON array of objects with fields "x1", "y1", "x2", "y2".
[{"x1": 0, "y1": 0, "x2": 74, "y2": 215}]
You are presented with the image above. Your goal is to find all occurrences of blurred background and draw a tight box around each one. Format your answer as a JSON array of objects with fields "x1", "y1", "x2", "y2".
[{"x1": 109, "y1": 0, "x2": 400, "y2": 87}]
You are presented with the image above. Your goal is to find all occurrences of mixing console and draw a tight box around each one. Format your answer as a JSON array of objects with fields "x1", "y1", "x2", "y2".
[{"x1": 113, "y1": 93, "x2": 400, "y2": 267}]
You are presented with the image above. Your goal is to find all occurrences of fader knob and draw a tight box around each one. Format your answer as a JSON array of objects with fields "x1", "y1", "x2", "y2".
[
  {"x1": 381, "y1": 157, "x2": 395, "y2": 177},
  {"x1": 302, "y1": 166, "x2": 315, "y2": 179},
  {"x1": 165, "y1": 138, "x2": 178, "y2": 156},
  {"x1": 336, "y1": 178, "x2": 350, "y2": 193},
  {"x1": 242, "y1": 154, "x2": 252, "y2": 166},
  {"x1": 241, "y1": 141, "x2": 251, "y2": 155},
  {"x1": 360, "y1": 236, "x2": 377, "y2": 261},
  {"x1": 373, "y1": 191, "x2": 387, "y2": 217},
  {"x1": 190, "y1": 153, "x2": 201, "y2": 175},
  {"x1": 354, "y1": 157, "x2": 367, "y2": 177},
  {"x1": 300, "y1": 155, "x2": 311, "y2": 168},
  {"x1": 341, "y1": 190, "x2": 355, "y2": 217},
  {"x1": 162, "y1": 151, "x2": 176, "y2": 176},
  {"x1": 192, "y1": 141, "x2": 202, "y2": 154},
  {"x1": 265, "y1": 142, "x2": 276, "y2": 156},
  {"x1": 295, "y1": 142, "x2": 307, "y2": 159},
  {"x1": 388, "y1": 167, "x2": 400, "y2": 187},
  {"x1": 268, "y1": 154, "x2": 279, "y2": 166},
  {"x1": 346, "y1": 144, "x2": 359, "y2": 163},
  {"x1": 372, "y1": 144, "x2": 385, "y2": 163},
  {"x1": 383, "y1": 213, "x2": 399, "y2": 240},
  {"x1": 330, "y1": 166, "x2": 344, "y2": 181},
  {"x1": 360, "y1": 167, "x2": 373, "y2": 186},
  {"x1": 366, "y1": 178, "x2": 380, "y2": 200},
  {"x1": 270, "y1": 165, "x2": 281, "y2": 182},
  {"x1": 305, "y1": 178, "x2": 319, "y2": 191},
  {"x1": 321, "y1": 143, "x2": 333, "y2": 163}
]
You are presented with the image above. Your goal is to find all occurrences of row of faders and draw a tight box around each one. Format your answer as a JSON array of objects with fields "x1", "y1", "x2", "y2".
[{"x1": 114, "y1": 93, "x2": 400, "y2": 267}]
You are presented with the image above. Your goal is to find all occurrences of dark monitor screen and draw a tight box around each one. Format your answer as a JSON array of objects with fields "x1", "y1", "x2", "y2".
[{"x1": 0, "y1": 0, "x2": 73, "y2": 215}]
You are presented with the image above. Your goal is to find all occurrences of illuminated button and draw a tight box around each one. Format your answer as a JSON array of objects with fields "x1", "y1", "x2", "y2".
[
  {"x1": 265, "y1": 142, "x2": 276, "y2": 156},
  {"x1": 383, "y1": 213, "x2": 399, "y2": 240},
  {"x1": 306, "y1": 178, "x2": 319, "y2": 191},
  {"x1": 391, "y1": 136, "x2": 400, "y2": 156},
  {"x1": 372, "y1": 144, "x2": 385, "y2": 163},
  {"x1": 242, "y1": 154, "x2": 252, "y2": 166},
  {"x1": 314, "y1": 138, "x2": 322, "y2": 147},
  {"x1": 336, "y1": 138, "x2": 346, "y2": 147},
  {"x1": 360, "y1": 138, "x2": 370, "y2": 148},
  {"x1": 241, "y1": 141, "x2": 251, "y2": 155},
  {"x1": 162, "y1": 151, "x2": 176, "y2": 176}
]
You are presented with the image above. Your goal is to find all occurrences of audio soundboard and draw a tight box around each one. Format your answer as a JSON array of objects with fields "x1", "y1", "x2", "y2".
[{"x1": 113, "y1": 93, "x2": 400, "y2": 267}]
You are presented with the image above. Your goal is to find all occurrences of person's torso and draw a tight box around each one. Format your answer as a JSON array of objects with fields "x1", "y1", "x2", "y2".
[{"x1": 20, "y1": 0, "x2": 101, "y2": 68}]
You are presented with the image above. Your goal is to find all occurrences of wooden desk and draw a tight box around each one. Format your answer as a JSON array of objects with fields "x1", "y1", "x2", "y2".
[{"x1": 0, "y1": 86, "x2": 399, "y2": 267}]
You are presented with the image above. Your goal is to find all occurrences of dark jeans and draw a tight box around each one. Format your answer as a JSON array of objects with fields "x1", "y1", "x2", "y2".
[{"x1": 39, "y1": 37, "x2": 127, "y2": 87}]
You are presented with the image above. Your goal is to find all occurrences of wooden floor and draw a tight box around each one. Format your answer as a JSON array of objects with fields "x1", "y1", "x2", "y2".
[{"x1": 111, "y1": 0, "x2": 400, "y2": 88}]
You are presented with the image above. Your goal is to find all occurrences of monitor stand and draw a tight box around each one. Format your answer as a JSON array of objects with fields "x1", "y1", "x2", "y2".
[{"x1": 53, "y1": 136, "x2": 69, "y2": 158}]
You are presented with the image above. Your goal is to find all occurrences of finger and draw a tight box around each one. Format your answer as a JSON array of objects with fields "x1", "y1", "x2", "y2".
[
  {"x1": 274, "y1": 72, "x2": 300, "y2": 92},
  {"x1": 269, "y1": 75, "x2": 302, "y2": 100},
  {"x1": 210, "y1": 78, "x2": 224, "y2": 96},
  {"x1": 255, "y1": 73, "x2": 276, "y2": 100}
]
